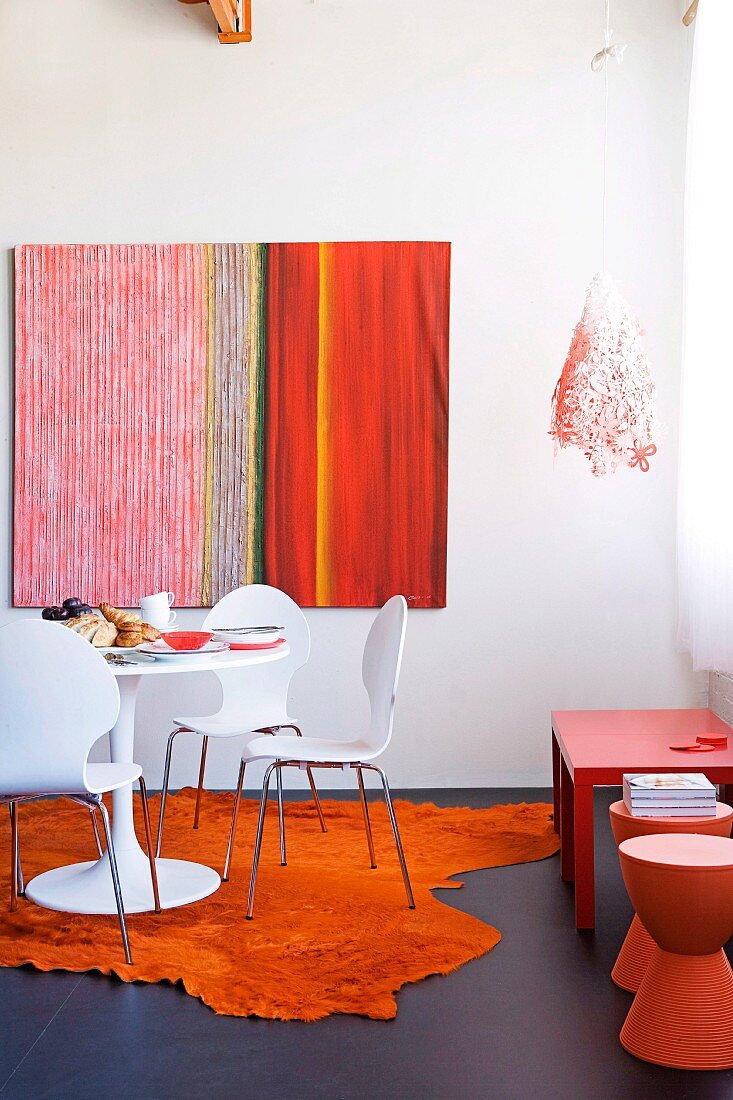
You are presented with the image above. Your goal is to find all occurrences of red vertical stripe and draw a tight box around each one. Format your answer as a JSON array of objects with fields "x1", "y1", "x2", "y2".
[{"x1": 263, "y1": 244, "x2": 320, "y2": 604}]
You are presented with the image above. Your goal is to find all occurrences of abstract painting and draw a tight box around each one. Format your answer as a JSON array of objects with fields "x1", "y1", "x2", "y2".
[{"x1": 14, "y1": 242, "x2": 450, "y2": 608}]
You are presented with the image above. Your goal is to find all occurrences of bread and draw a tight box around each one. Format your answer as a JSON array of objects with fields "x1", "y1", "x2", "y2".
[
  {"x1": 65, "y1": 614, "x2": 101, "y2": 635},
  {"x1": 100, "y1": 603, "x2": 141, "y2": 630},
  {"x1": 97, "y1": 603, "x2": 159, "y2": 645},
  {"x1": 79, "y1": 620, "x2": 104, "y2": 642},
  {"x1": 65, "y1": 614, "x2": 120, "y2": 648},
  {"x1": 92, "y1": 620, "x2": 118, "y2": 648}
]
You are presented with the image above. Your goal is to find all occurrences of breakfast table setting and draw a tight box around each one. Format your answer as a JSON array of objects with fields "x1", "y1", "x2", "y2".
[{"x1": 24, "y1": 589, "x2": 291, "y2": 916}]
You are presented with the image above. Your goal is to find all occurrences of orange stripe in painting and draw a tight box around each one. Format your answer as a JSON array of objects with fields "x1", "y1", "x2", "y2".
[{"x1": 316, "y1": 242, "x2": 333, "y2": 606}]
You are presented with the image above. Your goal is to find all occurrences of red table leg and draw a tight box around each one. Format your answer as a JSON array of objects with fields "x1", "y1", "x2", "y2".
[
  {"x1": 573, "y1": 783, "x2": 595, "y2": 929},
  {"x1": 560, "y1": 756, "x2": 574, "y2": 882},
  {"x1": 552, "y1": 730, "x2": 560, "y2": 835}
]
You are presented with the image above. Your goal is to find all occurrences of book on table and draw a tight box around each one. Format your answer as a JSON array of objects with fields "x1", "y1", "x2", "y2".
[{"x1": 623, "y1": 773, "x2": 717, "y2": 817}]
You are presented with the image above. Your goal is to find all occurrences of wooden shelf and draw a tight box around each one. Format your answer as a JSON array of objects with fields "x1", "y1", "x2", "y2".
[
  {"x1": 683, "y1": 0, "x2": 699, "y2": 26},
  {"x1": 218, "y1": 31, "x2": 252, "y2": 43},
  {"x1": 178, "y1": 0, "x2": 252, "y2": 43}
]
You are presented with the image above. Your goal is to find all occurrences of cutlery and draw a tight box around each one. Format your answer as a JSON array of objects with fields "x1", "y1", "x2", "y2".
[
  {"x1": 211, "y1": 626, "x2": 283, "y2": 633},
  {"x1": 104, "y1": 653, "x2": 154, "y2": 666}
]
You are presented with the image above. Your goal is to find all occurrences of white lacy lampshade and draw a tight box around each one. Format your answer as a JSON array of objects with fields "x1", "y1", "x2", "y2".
[{"x1": 550, "y1": 272, "x2": 658, "y2": 477}]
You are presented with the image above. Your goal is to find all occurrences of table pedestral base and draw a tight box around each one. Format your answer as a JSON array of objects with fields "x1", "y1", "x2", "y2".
[{"x1": 26, "y1": 844, "x2": 220, "y2": 915}]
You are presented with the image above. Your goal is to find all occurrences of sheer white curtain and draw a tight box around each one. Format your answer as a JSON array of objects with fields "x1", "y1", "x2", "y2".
[{"x1": 678, "y1": 0, "x2": 733, "y2": 672}]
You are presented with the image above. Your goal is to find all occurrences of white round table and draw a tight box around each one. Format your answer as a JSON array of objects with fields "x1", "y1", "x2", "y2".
[{"x1": 25, "y1": 645, "x2": 290, "y2": 915}]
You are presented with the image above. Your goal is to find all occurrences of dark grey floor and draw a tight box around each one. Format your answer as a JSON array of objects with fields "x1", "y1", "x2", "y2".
[{"x1": 1, "y1": 787, "x2": 732, "y2": 1099}]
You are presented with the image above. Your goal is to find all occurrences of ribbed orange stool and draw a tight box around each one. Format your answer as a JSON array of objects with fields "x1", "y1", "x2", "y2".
[
  {"x1": 618, "y1": 833, "x2": 733, "y2": 1069},
  {"x1": 609, "y1": 801, "x2": 733, "y2": 992}
]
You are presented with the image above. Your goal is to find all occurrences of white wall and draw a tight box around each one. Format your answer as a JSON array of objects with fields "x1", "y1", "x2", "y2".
[{"x1": 0, "y1": 0, "x2": 704, "y2": 790}]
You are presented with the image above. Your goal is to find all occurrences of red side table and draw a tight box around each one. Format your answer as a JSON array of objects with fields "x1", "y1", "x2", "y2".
[{"x1": 551, "y1": 709, "x2": 733, "y2": 928}]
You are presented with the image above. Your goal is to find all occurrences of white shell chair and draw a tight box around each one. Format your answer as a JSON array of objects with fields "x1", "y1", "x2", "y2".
[
  {"x1": 0, "y1": 620, "x2": 160, "y2": 965},
  {"x1": 226, "y1": 595, "x2": 416, "y2": 918},
  {"x1": 156, "y1": 584, "x2": 326, "y2": 866}
]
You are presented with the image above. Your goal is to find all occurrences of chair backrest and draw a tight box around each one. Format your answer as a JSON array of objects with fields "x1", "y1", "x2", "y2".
[
  {"x1": 0, "y1": 619, "x2": 120, "y2": 797},
  {"x1": 361, "y1": 595, "x2": 408, "y2": 754},
  {"x1": 201, "y1": 585, "x2": 310, "y2": 728}
]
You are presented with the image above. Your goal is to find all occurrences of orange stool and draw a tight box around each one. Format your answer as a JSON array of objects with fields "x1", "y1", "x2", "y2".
[
  {"x1": 609, "y1": 801, "x2": 733, "y2": 992},
  {"x1": 618, "y1": 833, "x2": 733, "y2": 1070}
]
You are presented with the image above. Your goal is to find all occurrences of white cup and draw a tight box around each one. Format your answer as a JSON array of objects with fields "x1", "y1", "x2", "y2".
[{"x1": 141, "y1": 591, "x2": 176, "y2": 631}]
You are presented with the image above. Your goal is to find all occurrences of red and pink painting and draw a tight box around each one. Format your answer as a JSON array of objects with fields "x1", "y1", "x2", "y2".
[{"x1": 14, "y1": 242, "x2": 450, "y2": 607}]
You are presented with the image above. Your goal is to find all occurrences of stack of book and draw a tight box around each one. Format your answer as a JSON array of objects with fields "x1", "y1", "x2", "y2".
[{"x1": 622, "y1": 773, "x2": 717, "y2": 817}]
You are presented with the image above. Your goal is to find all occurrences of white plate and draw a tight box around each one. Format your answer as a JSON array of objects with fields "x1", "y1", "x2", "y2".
[
  {"x1": 212, "y1": 628, "x2": 281, "y2": 645},
  {"x1": 99, "y1": 645, "x2": 147, "y2": 655},
  {"x1": 138, "y1": 640, "x2": 230, "y2": 659}
]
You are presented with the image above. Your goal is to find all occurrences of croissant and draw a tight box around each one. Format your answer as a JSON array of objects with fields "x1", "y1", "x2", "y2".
[
  {"x1": 100, "y1": 603, "x2": 140, "y2": 630},
  {"x1": 116, "y1": 630, "x2": 144, "y2": 648},
  {"x1": 140, "y1": 622, "x2": 161, "y2": 642}
]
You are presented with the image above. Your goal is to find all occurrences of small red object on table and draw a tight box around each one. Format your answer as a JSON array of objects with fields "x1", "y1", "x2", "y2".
[
  {"x1": 698, "y1": 735, "x2": 728, "y2": 747},
  {"x1": 551, "y1": 709, "x2": 733, "y2": 929},
  {"x1": 160, "y1": 631, "x2": 213, "y2": 651}
]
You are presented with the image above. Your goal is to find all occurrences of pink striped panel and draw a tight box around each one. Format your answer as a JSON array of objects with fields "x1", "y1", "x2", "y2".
[{"x1": 14, "y1": 244, "x2": 208, "y2": 607}]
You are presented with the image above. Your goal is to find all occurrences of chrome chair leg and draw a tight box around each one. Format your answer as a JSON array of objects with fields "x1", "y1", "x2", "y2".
[
  {"x1": 89, "y1": 805, "x2": 104, "y2": 857},
  {"x1": 7, "y1": 802, "x2": 24, "y2": 898},
  {"x1": 361, "y1": 764, "x2": 415, "y2": 909},
  {"x1": 257, "y1": 728, "x2": 287, "y2": 864},
  {"x1": 156, "y1": 727, "x2": 184, "y2": 858},
  {"x1": 246, "y1": 760, "x2": 279, "y2": 919},
  {"x1": 280, "y1": 725, "x2": 327, "y2": 833},
  {"x1": 15, "y1": 809, "x2": 24, "y2": 898},
  {"x1": 276, "y1": 764, "x2": 287, "y2": 866},
  {"x1": 138, "y1": 778, "x2": 161, "y2": 913},
  {"x1": 223, "y1": 758, "x2": 246, "y2": 882},
  {"x1": 356, "y1": 766, "x2": 377, "y2": 869},
  {"x1": 193, "y1": 735, "x2": 209, "y2": 831},
  {"x1": 94, "y1": 797, "x2": 133, "y2": 964},
  {"x1": 306, "y1": 767, "x2": 327, "y2": 833},
  {"x1": 9, "y1": 802, "x2": 20, "y2": 911}
]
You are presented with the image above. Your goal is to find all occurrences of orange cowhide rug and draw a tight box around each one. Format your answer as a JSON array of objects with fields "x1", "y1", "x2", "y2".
[{"x1": 0, "y1": 791, "x2": 558, "y2": 1020}]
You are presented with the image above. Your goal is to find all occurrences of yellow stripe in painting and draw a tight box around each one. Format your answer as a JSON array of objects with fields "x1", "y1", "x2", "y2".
[
  {"x1": 201, "y1": 243, "x2": 216, "y2": 605},
  {"x1": 315, "y1": 242, "x2": 333, "y2": 605}
]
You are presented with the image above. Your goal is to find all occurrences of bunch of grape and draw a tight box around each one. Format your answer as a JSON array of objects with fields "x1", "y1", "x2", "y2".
[{"x1": 42, "y1": 597, "x2": 95, "y2": 622}]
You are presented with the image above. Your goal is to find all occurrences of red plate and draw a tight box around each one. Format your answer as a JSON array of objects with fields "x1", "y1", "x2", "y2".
[
  {"x1": 669, "y1": 743, "x2": 716, "y2": 752},
  {"x1": 697, "y1": 735, "x2": 728, "y2": 747},
  {"x1": 229, "y1": 638, "x2": 286, "y2": 651}
]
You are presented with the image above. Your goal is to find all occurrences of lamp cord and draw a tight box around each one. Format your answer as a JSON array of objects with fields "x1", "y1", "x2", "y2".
[{"x1": 602, "y1": 0, "x2": 610, "y2": 273}]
